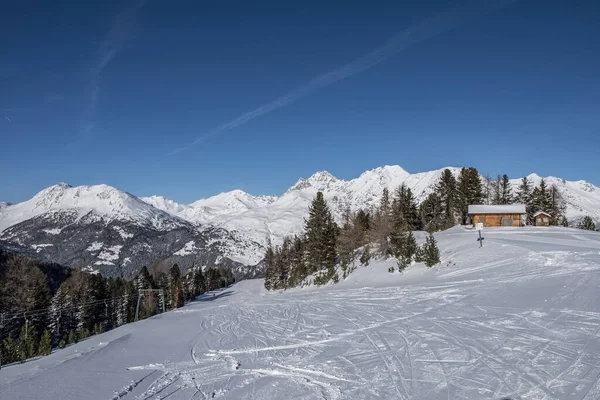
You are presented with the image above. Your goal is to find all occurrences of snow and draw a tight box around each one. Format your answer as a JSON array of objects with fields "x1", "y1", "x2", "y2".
[
  {"x1": 43, "y1": 228, "x2": 62, "y2": 235},
  {"x1": 468, "y1": 204, "x2": 526, "y2": 214},
  {"x1": 173, "y1": 240, "x2": 197, "y2": 256},
  {"x1": 2, "y1": 167, "x2": 599, "y2": 264},
  {"x1": 534, "y1": 211, "x2": 551, "y2": 218},
  {"x1": 3, "y1": 227, "x2": 600, "y2": 399},
  {"x1": 86, "y1": 241, "x2": 103, "y2": 252},
  {"x1": 143, "y1": 166, "x2": 600, "y2": 249},
  {"x1": 30, "y1": 243, "x2": 53, "y2": 252},
  {"x1": 112, "y1": 225, "x2": 134, "y2": 239},
  {"x1": 513, "y1": 174, "x2": 600, "y2": 225},
  {"x1": 94, "y1": 245, "x2": 123, "y2": 265},
  {"x1": 0, "y1": 182, "x2": 187, "y2": 233}
]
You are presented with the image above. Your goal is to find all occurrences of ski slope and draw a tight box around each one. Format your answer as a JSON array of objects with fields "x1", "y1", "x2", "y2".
[{"x1": 2, "y1": 227, "x2": 600, "y2": 399}]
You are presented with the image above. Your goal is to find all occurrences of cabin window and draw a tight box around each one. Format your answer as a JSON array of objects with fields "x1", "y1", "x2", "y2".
[{"x1": 543, "y1": 217, "x2": 548, "y2": 223}]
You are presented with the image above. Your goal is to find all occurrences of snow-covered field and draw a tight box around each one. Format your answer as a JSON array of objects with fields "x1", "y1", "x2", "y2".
[{"x1": 2, "y1": 227, "x2": 600, "y2": 400}]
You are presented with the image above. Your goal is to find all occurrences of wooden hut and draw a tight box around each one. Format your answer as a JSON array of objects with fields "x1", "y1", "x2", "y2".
[
  {"x1": 533, "y1": 211, "x2": 551, "y2": 226},
  {"x1": 468, "y1": 204, "x2": 526, "y2": 227}
]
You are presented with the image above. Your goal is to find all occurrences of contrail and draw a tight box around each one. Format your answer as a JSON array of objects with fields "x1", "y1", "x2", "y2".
[
  {"x1": 4, "y1": 114, "x2": 11, "y2": 123},
  {"x1": 81, "y1": 0, "x2": 145, "y2": 136},
  {"x1": 169, "y1": 0, "x2": 520, "y2": 155}
]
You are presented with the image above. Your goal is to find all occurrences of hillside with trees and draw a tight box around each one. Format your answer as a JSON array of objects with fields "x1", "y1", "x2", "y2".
[
  {"x1": 265, "y1": 167, "x2": 575, "y2": 290},
  {"x1": 0, "y1": 250, "x2": 234, "y2": 366}
]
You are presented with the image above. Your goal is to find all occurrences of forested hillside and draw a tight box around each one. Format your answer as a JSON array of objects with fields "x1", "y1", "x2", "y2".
[{"x1": 0, "y1": 251, "x2": 234, "y2": 366}]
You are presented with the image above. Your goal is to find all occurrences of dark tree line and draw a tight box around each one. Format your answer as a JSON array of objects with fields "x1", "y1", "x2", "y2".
[{"x1": 0, "y1": 251, "x2": 234, "y2": 366}]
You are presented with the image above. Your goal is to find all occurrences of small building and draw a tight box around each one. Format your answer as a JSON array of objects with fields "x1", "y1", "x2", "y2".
[
  {"x1": 468, "y1": 204, "x2": 527, "y2": 227},
  {"x1": 533, "y1": 211, "x2": 551, "y2": 226}
]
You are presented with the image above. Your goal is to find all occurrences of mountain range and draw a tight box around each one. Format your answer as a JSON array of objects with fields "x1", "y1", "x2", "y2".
[{"x1": 1, "y1": 166, "x2": 598, "y2": 278}]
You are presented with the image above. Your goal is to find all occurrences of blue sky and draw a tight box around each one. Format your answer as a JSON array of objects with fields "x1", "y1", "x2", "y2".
[{"x1": 1, "y1": 0, "x2": 598, "y2": 204}]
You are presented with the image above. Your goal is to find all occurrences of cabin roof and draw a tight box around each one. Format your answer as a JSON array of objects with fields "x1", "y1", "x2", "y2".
[
  {"x1": 468, "y1": 204, "x2": 527, "y2": 214},
  {"x1": 533, "y1": 211, "x2": 551, "y2": 217}
]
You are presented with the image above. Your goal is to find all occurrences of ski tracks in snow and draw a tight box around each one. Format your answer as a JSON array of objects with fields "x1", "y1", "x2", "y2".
[{"x1": 119, "y1": 252, "x2": 600, "y2": 399}]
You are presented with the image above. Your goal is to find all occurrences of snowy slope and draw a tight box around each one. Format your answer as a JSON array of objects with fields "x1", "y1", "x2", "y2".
[{"x1": 3, "y1": 227, "x2": 600, "y2": 400}]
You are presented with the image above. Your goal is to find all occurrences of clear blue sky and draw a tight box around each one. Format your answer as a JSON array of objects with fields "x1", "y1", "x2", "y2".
[{"x1": 1, "y1": 0, "x2": 598, "y2": 204}]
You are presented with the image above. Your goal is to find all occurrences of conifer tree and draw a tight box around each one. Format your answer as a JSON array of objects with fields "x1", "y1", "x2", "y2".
[
  {"x1": 393, "y1": 231, "x2": 417, "y2": 272},
  {"x1": 170, "y1": 264, "x2": 185, "y2": 308},
  {"x1": 2, "y1": 337, "x2": 18, "y2": 364},
  {"x1": 457, "y1": 167, "x2": 483, "y2": 224},
  {"x1": 193, "y1": 268, "x2": 206, "y2": 297},
  {"x1": 578, "y1": 216, "x2": 596, "y2": 231},
  {"x1": 500, "y1": 175, "x2": 513, "y2": 204},
  {"x1": 38, "y1": 329, "x2": 52, "y2": 356},
  {"x1": 287, "y1": 236, "x2": 307, "y2": 287},
  {"x1": 420, "y1": 193, "x2": 444, "y2": 233},
  {"x1": 304, "y1": 192, "x2": 338, "y2": 283},
  {"x1": 515, "y1": 177, "x2": 532, "y2": 204},
  {"x1": 435, "y1": 169, "x2": 458, "y2": 229},
  {"x1": 67, "y1": 330, "x2": 76, "y2": 345},
  {"x1": 422, "y1": 234, "x2": 441, "y2": 267},
  {"x1": 516, "y1": 177, "x2": 534, "y2": 224},
  {"x1": 560, "y1": 216, "x2": 569, "y2": 227},
  {"x1": 372, "y1": 188, "x2": 393, "y2": 256},
  {"x1": 18, "y1": 324, "x2": 37, "y2": 361},
  {"x1": 492, "y1": 175, "x2": 502, "y2": 205},
  {"x1": 264, "y1": 243, "x2": 276, "y2": 290},
  {"x1": 548, "y1": 184, "x2": 566, "y2": 225}
]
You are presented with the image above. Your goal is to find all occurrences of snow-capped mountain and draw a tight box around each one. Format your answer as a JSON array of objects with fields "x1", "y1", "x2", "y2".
[
  {"x1": 0, "y1": 201, "x2": 10, "y2": 209},
  {"x1": 1, "y1": 165, "x2": 599, "y2": 279},
  {"x1": 0, "y1": 183, "x2": 264, "y2": 279},
  {"x1": 143, "y1": 165, "x2": 600, "y2": 247}
]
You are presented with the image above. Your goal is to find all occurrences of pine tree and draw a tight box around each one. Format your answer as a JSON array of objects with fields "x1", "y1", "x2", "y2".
[
  {"x1": 193, "y1": 268, "x2": 206, "y2": 297},
  {"x1": 500, "y1": 175, "x2": 513, "y2": 204},
  {"x1": 304, "y1": 192, "x2": 338, "y2": 284},
  {"x1": 170, "y1": 264, "x2": 185, "y2": 308},
  {"x1": 548, "y1": 185, "x2": 566, "y2": 225},
  {"x1": 515, "y1": 177, "x2": 534, "y2": 224},
  {"x1": 492, "y1": 175, "x2": 502, "y2": 205},
  {"x1": 393, "y1": 232, "x2": 417, "y2": 272},
  {"x1": 38, "y1": 330, "x2": 52, "y2": 356},
  {"x1": 560, "y1": 216, "x2": 569, "y2": 227},
  {"x1": 372, "y1": 188, "x2": 393, "y2": 256},
  {"x1": 67, "y1": 330, "x2": 76, "y2": 345},
  {"x1": 288, "y1": 235, "x2": 307, "y2": 287},
  {"x1": 435, "y1": 169, "x2": 458, "y2": 229},
  {"x1": 456, "y1": 167, "x2": 483, "y2": 224},
  {"x1": 420, "y1": 193, "x2": 444, "y2": 233},
  {"x1": 531, "y1": 179, "x2": 553, "y2": 224},
  {"x1": 136, "y1": 266, "x2": 155, "y2": 290},
  {"x1": 48, "y1": 287, "x2": 66, "y2": 344},
  {"x1": 422, "y1": 234, "x2": 441, "y2": 267},
  {"x1": 18, "y1": 324, "x2": 37, "y2": 361},
  {"x1": 2, "y1": 336, "x2": 18, "y2": 364},
  {"x1": 391, "y1": 184, "x2": 421, "y2": 231},
  {"x1": 578, "y1": 216, "x2": 596, "y2": 231}
]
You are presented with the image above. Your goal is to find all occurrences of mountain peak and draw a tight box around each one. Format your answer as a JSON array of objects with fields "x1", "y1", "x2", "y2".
[{"x1": 307, "y1": 170, "x2": 337, "y2": 182}]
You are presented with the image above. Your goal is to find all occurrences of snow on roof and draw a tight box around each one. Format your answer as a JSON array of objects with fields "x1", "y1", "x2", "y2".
[
  {"x1": 468, "y1": 204, "x2": 526, "y2": 214},
  {"x1": 533, "y1": 211, "x2": 551, "y2": 217}
]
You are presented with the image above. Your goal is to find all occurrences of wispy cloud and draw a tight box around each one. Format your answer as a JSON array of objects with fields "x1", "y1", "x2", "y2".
[
  {"x1": 81, "y1": 0, "x2": 145, "y2": 137},
  {"x1": 169, "y1": 0, "x2": 519, "y2": 155},
  {"x1": 4, "y1": 114, "x2": 11, "y2": 123}
]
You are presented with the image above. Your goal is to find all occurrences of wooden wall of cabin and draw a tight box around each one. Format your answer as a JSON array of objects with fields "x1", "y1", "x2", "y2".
[{"x1": 472, "y1": 214, "x2": 523, "y2": 227}]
